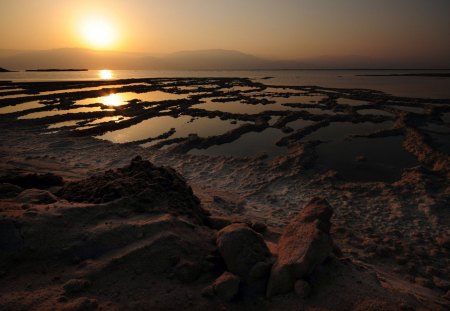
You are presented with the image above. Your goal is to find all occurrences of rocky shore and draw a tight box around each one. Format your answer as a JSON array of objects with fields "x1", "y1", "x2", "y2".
[
  {"x1": 1, "y1": 156, "x2": 447, "y2": 310},
  {"x1": 0, "y1": 77, "x2": 449, "y2": 310}
]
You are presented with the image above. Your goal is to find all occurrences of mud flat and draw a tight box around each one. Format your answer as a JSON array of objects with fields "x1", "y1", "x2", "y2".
[{"x1": 0, "y1": 77, "x2": 449, "y2": 310}]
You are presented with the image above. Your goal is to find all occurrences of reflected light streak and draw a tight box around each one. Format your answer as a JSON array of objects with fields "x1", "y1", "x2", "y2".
[{"x1": 99, "y1": 70, "x2": 113, "y2": 79}]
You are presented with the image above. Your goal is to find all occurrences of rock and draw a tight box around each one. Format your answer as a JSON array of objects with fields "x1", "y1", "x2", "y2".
[
  {"x1": 0, "y1": 219, "x2": 23, "y2": 255},
  {"x1": 0, "y1": 173, "x2": 63, "y2": 189},
  {"x1": 433, "y1": 277, "x2": 450, "y2": 290},
  {"x1": 437, "y1": 236, "x2": 450, "y2": 250},
  {"x1": 444, "y1": 290, "x2": 450, "y2": 301},
  {"x1": 250, "y1": 221, "x2": 267, "y2": 233},
  {"x1": 59, "y1": 156, "x2": 207, "y2": 224},
  {"x1": 294, "y1": 279, "x2": 311, "y2": 299},
  {"x1": 60, "y1": 297, "x2": 98, "y2": 311},
  {"x1": 249, "y1": 261, "x2": 272, "y2": 279},
  {"x1": 352, "y1": 299, "x2": 399, "y2": 311},
  {"x1": 267, "y1": 197, "x2": 334, "y2": 297},
  {"x1": 207, "y1": 216, "x2": 232, "y2": 230},
  {"x1": 0, "y1": 183, "x2": 23, "y2": 199},
  {"x1": 212, "y1": 272, "x2": 240, "y2": 301},
  {"x1": 201, "y1": 285, "x2": 215, "y2": 298},
  {"x1": 63, "y1": 279, "x2": 90, "y2": 294},
  {"x1": 174, "y1": 260, "x2": 202, "y2": 283},
  {"x1": 216, "y1": 223, "x2": 272, "y2": 278},
  {"x1": 16, "y1": 189, "x2": 57, "y2": 204}
]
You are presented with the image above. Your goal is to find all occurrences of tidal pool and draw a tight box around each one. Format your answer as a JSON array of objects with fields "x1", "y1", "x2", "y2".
[
  {"x1": 75, "y1": 91, "x2": 188, "y2": 106},
  {"x1": 315, "y1": 136, "x2": 418, "y2": 181},
  {"x1": 357, "y1": 109, "x2": 395, "y2": 117},
  {"x1": 19, "y1": 106, "x2": 110, "y2": 119},
  {"x1": 391, "y1": 105, "x2": 424, "y2": 114},
  {"x1": 337, "y1": 98, "x2": 367, "y2": 106},
  {"x1": 0, "y1": 101, "x2": 45, "y2": 114},
  {"x1": 285, "y1": 119, "x2": 316, "y2": 130},
  {"x1": 189, "y1": 128, "x2": 288, "y2": 158},
  {"x1": 98, "y1": 116, "x2": 244, "y2": 143},
  {"x1": 301, "y1": 121, "x2": 393, "y2": 142},
  {"x1": 192, "y1": 99, "x2": 310, "y2": 114}
]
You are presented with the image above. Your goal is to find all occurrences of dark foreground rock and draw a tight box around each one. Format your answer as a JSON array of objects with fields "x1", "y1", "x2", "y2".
[
  {"x1": 211, "y1": 272, "x2": 241, "y2": 301},
  {"x1": 216, "y1": 223, "x2": 273, "y2": 279},
  {"x1": 59, "y1": 156, "x2": 208, "y2": 224},
  {"x1": 267, "y1": 197, "x2": 334, "y2": 297}
]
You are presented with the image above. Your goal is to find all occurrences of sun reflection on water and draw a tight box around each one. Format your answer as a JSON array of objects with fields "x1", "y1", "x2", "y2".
[
  {"x1": 99, "y1": 70, "x2": 113, "y2": 79},
  {"x1": 103, "y1": 93, "x2": 123, "y2": 106}
]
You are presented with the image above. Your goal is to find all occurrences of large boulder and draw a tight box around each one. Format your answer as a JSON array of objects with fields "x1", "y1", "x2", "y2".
[
  {"x1": 216, "y1": 223, "x2": 272, "y2": 279},
  {"x1": 267, "y1": 197, "x2": 334, "y2": 297}
]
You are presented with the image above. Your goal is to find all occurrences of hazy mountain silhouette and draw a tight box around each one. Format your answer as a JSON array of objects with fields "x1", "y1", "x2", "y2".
[{"x1": 0, "y1": 48, "x2": 444, "y2": 70}]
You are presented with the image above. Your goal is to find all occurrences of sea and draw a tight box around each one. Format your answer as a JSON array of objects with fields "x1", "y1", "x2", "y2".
[{"x1": 1, "y1": 69, "x2": 450, "y2": 98}]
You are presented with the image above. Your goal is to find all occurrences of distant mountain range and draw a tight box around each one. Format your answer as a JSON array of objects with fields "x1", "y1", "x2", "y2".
[{"x1": 0, "y1": 48, "x2": 447, "y2": 71}]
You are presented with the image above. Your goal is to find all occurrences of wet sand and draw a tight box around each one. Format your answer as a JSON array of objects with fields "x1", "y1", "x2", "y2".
[{"x1": 0, "y1": 78, "x2": 449, "y2": 310}]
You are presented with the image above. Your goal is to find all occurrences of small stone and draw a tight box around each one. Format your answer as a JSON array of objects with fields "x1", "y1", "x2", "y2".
[
  {"x1": 443, "y1": 290, "x2": 450, "y2": 300},
  {"x1": 249, "y1": 261, "x2": 272, "y2": 279},
  {"x1": 63, "y1": 279, "x2": 90, "y2": 294},
  {"x1": 437, "y1": 236, "x2": 450, "y2": 250},
  {"x1": 207, "y1": 216, "x2": 232, "y2": 230},
  {"x1": 57, "y1": 296, "x2": 68, "y2": 303},
  {"x1": 415, "y1": 277, "x2": 433, "y2": 288},
  {"x1": 213, "y1": 272, "x2": 240, "y2": 301},
  {"x1": 175, "y1": 260, "x2": 202, "y2": 283},
  {"x1": 0, "y1": 183, "x2": 23, "y2": 199},
  {"x1": 433, "y1": 277, "x2": 450, "y2": 291},
  {"x1": 16, "y1": 189, "x2": 57, "y2": 204},
  {"x1": 294, "y1": 279, "x2": 312, "y2": 299},
  {"x1": 201, "y1": 285, "x2": 215, "y2": 298},
  {"x1": 250, "y1": 221, "x2": 267, "y2": 233},
  {"x1": 356, "y1": 155, "x2": 367, "y2": 162},
  {"x1": 60, "y1": 297, "x2": 98, "y2": 311}
]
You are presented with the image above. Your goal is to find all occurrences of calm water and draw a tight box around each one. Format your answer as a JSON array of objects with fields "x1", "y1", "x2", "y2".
[
  {"x1": 1, "y1": 70, "x2": 449, "y2": 181},
  {"x1": 2, "y1": 69, "x2": 450, "y2": 98}
]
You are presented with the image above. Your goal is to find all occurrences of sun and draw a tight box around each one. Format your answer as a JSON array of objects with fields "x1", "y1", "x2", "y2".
[{"x1": 80, "y1": 17, "x2": 116, "y2": 49}]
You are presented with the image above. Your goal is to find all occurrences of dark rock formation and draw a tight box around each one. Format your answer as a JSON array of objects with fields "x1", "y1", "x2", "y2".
[
  {"x1": 266, "y1": 197, "x2": 334, "y2": 297},
  {"x1": 59, "y1": 156, "x2": 208, "y2": 224}
]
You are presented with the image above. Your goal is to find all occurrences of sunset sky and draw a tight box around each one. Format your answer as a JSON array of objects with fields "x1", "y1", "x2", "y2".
[{"x1": 1, "y1": 0, "x2": 449, "y2": 63}]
